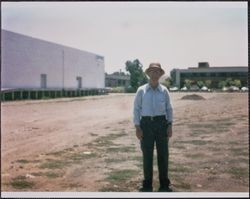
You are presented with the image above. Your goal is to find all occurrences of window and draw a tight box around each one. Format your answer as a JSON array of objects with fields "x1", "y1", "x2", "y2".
[
  {"x1": 76, "y1": 76, "x2": 82, "y2": 89},
  {"x1": 41, "y1": 74, "x2": 47, "y2": 88}
]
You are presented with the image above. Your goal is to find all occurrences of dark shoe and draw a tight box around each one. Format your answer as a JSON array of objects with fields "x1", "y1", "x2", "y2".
[
  {"x1": 139, "y1": 186, "x2": 153, "y2": 192},
  {"x1": 139, "y1": 179, "x2": 153, "y2": 192},
  {"x1": 158, "y1": 186, "x2": 173, "y2": 192}
]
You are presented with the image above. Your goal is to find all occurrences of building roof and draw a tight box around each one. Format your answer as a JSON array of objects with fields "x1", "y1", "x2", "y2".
[
  {"x1": 2, "y1": 29, "x2": 104, "y2": 59},
  {"x1": 172, "y1": 66, "x2": 248, "y2": 73},
  {"x1": 105, "y1": 74, "x2": 130, "y2": 80}
]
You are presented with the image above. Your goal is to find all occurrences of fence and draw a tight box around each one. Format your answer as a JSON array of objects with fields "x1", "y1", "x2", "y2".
[{"x1": 1, "y1": 88, "x2": 108, "y2": 101}]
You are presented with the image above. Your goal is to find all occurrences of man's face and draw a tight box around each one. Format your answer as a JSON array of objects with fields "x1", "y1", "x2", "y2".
[{"x1": 147, "y1": 69, "x2": 162, "y2": 81}]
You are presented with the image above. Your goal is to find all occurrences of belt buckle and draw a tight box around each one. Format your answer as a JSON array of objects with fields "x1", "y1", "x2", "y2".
[{"x1": 150, "y1": 116, "x2": 154, "y2": 121}]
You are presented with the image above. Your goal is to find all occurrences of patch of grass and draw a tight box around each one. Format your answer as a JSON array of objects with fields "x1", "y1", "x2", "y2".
[
  {"x1": 16, "y1": 159, "x2": 29, "y2": 164},
  {"x1": 230, "y1": 148, "x2": 249, "y2": 156},
  {"x1": 227, "y1": 167, "x2": 249, "y2": 178},
  {"x1": 228, "y1": 158, "x2": 249, "y2": 165},
  {"x1": 136, "y1": 163, "x2": 143, "y2": 169},
  {"x1": 44, "y1": 171, "x2": 63, "y2": 178},
  {"x1": 228, "y1": 141, "x2": 239, "y2": 145},
  {"x1": 64, "y1": 148, "x2": 75, "y2": 152},
  {"x1": 128, "y1": 156, "x2": 142, "y2": 161},
  {"x1": 46, "y1": 150, "x2": 66, "y2": 156},
  {"x1": 106, "y1": 169, "x2": 137, "y2": 182},
  {"x1": 105, "y1": 157, "x2": 126, "y2": 163},
  {"x1": 188, "y1": 119, "x2": 236, "y2": 134},
  {"x1": 39, "y1": 159, "x2": 70, "y2": 169},
  {"x1": 185, "y1": 153, "x2": 204, "y2": 159},
  {"x1": 106, "y1": 146, "x2": 136, "y2": 153},
  {"x1": 91, "y1": 137, "x2": 117, "y2": 147},
  {"x1": 175, "y1": 181, "x2": 191, "y2": 190},
  {"x1": 188, "y1": 124, "x2": 213, "y2": 129},
  {"x1": 11, "y1": 176, "x2": 34, "y2": 189},
  {"x1": 169, "y1": 165, "x2": 192, "y2": 173},
  {"x1": 30, "y1": 171, "x2": 63, "y2": 178},
  {"x1": 174, "y1": 140, "x2": 212, "y2": 145},
  {"x1": 173, "y1": 145, "x2": 186, "y2": 150},
  {"x1": 31, "y1": 172, "x2": 44, "y2": 176},
  {"x1": 108, "y1": 132, "x2": 128, "y2": 139},
  {"x1": 68, "y1": 152, "x2": 97, "y2": 162},
  {"x1": 89, "y1": 132, "x2": 128, "y2": 148}
]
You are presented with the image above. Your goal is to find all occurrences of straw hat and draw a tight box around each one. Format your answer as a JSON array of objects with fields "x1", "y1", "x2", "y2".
[{"x1": 145, "y1": 63, "x2": 165, "y2": 76}]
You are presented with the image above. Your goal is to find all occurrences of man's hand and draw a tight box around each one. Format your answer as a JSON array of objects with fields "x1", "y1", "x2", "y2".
[
  {"x1": 167, "y1": 125, "x2": 172, "y2": 139},
  {"x1": 135, "y1": 125, "x2": 143, "y2": 140}
]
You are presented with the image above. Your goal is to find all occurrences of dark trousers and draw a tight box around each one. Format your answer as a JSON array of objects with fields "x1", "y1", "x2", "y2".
[{"x1": 140, "y1": 116, "x2": 170, "y2": 188}]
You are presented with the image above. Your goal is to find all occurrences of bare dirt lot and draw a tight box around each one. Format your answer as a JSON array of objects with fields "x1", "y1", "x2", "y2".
[{"x1": 1, "y1": 92, "x2": 249, "y2": 192}]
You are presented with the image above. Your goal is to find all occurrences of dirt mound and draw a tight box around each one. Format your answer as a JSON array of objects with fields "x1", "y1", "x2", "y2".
[{"x1": 181, "y1": 94, "x2": 206, "y2": 100}]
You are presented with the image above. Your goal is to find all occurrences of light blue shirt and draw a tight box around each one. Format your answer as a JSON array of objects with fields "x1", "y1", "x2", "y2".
[{"x1": 133, "y1": 83, "x2": 173, "y2": 125}]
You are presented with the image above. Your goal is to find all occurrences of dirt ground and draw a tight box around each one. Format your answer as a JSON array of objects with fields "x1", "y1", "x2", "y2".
[{"x1": 1, "y1": 92, "x2": 249, "y2": 192}]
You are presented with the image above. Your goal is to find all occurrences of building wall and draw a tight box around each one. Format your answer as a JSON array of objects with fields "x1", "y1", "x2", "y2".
[
  {"x1": 105, "y1": 73, "x2": 130, "y2": 87},
  {"x1": 171, "y1": 66, "x2": 248, "y2": 88},
  {"x1": 1, "y1": 30, "x2": 105, "y2": 90}
]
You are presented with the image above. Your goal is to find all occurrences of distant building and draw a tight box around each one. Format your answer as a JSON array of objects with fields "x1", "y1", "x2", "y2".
[
  {"x1": 170, "y1": 62, "x2": 248, "y2": 88},
  {"x1": 105, "y1": 72, "x2": 130, "y2": 87},
  {"x1": 1, "y1": 29, "x2": 105, "y2": 90}
]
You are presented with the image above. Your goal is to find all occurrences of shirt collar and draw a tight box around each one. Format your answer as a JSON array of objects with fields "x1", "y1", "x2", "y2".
[{"x1": 146, "y1": 83, "x2": 163, "y2": 92}]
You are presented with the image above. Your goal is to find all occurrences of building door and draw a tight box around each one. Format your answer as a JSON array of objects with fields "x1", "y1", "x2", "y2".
[
  {"x1": 41, "y1": 74, "x2": 47, "y2": 88},
  {"x1": 76, "y1": 76, "x2": 82, "y2": 89}
]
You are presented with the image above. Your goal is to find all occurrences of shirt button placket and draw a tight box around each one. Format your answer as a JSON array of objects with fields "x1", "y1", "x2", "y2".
[{"x1": 152, "y1": 90, "x2": 156, "y2": 117}]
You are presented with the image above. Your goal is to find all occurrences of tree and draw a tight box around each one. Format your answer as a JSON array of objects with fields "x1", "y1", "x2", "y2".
[
  {"x1": 125, "y1": 59, "x2": 148, "y2": 92},
  {"x1": 232, "y1": 79, "x2": 241, "y2": 88},
  {"x1": 184, "y1": 79, "x2": 192, "y2": 89},
  {"x1": 162, "y1": 77, "x2": 172, "y2": 89},
  {"x1": 218, "y1": 80, "x2": 226, "y2": 89},
  {"x1": 225, "y1": 78, "x2": 233, "y2": 87},
  {"x1": 204, "y1": 80, "x2": 212, "y2": 88},
  {"x1": 197, "y1": 81, "x2": 204, "y2": 88}
]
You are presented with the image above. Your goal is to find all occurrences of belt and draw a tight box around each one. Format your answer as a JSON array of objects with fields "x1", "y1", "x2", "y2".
[{"x1": 141, "y1": 115, "x2": 166, "y2": 121}]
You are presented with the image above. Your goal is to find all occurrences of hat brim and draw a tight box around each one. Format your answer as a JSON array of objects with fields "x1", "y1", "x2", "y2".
[{"x1": 145, "y1": 67, "x2": 165, "y2": 76}]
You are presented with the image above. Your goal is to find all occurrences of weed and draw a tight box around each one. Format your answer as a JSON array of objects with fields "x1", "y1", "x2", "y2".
[
  {"x1": 227, "y1": 167, "x2": 249, "y2": 178},
  {"x1": 105, "y1": 158, "x2": 126, "y2": 163},
  {"x1": 106, "y1": 146, "x2": 135, "y2": 153},
  {"x1": 44, "y1": 171, "x2": 63, "y2": 178},
  {"x1": 106, "y1": 169, "x2": 137, "y2": 182},
  {"x1": 39, "y1": 159, "x2": 69, "y2": 169},
  {"x1": 185, "y1": 153, "x2": 204, "y2": 159},
  {"x1": 175, "y1": 181, "x2": 191, "y2": 190},
  {"x1": 169, "y1": 165, "x2": 192, "y2": 173},
  {"x1": 68, "y1": 152, "x2": 97, "y2": 162},
  {"x1": 11, "y1": 176, "x2": 34, "y2": 189},
  {"x1": 16, "y1": 159, "x2": 29, "y2": 164},
  {"x1": 174, "y1": 140, "x2": 212, "y2": 145}
]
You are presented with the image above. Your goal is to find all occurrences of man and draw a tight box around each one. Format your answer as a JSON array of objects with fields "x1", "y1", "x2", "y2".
[{"x1": 133, "y1": 63, "x2": 173, "y2": 192}]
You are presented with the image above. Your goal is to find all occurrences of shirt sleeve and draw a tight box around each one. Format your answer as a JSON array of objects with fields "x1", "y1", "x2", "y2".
[
  {"x1": 133, "y1": 88, "x2": 142, "y2": 126},
  {"x1": 165, "y1": 88, "x2": 173, "y2": 123}
]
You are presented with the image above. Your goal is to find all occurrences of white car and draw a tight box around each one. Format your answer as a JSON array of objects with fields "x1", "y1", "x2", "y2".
[
  {"x1": 201, "y1": 86, "x2": 208, "y2": 91},
  {"x1": 170, "y1": 87, "x2": 178, "y2": 91},
  {"x1": 241, "y1": 87, "x2": 248, "y2": 92},
  {"x1": 181, "y1": 86, "x2": 188, "y2": 91}
]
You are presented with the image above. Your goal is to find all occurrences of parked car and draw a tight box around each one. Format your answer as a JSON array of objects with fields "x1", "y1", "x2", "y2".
[
  {"x1": 181, "y1": 86, "x2": 188, "y2": 91},
  {"x1": 170, "y1": 87, "x2": 178, "y2": 91},
  {"x1": 189, "y1": 85, "x2": 199, "y2": 91},
  {"x1": 241, "y1": 87, "x2": 248, "y2": 92},
  {"x1": 201, "y1": 86, "x2": 208, "y2": 91},
  {"x1": 228, "y1": 86, "x2": 240, "y2": 92}
]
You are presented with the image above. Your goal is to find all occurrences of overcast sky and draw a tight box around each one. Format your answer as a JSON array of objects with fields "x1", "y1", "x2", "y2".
[{"x1": 1, "y1": 2, "x2": 248, "y2": 76}]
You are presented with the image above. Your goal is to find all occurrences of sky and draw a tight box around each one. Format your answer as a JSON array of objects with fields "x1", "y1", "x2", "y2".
[{"x1": 1, "y1": 1, "x2": 248, "y2": 76}]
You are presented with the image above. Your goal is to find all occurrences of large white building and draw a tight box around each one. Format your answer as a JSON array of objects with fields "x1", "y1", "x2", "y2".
[{"x1": 1, "y1": 29, "x2": 105, "y2": 90}]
